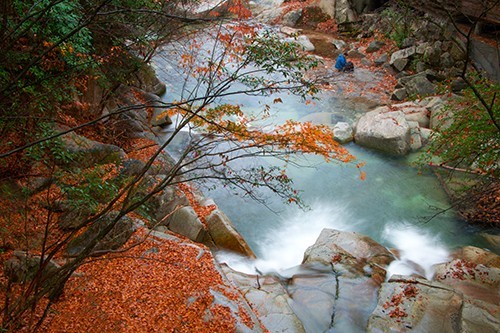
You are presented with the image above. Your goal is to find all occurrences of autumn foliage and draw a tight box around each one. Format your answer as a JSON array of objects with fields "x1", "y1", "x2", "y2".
[{"x1": 38, "y1": 228, "x2": 252, "y2": 332}]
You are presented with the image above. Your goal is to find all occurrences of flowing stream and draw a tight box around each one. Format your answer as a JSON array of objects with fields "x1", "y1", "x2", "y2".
[{"x1": 152, "y1": 25, "x2": 496, "y2": 281}]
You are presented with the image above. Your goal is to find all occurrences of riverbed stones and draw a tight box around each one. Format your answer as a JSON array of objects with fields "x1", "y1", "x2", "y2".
[
  {"x1": 221, "y1": 265, "x2": 306, "y2": 333},
  {"x1": 333, "y1": 122, "x2": 354, "y2": 143},
  {"x1": 367, "y1": 275, "x2": 463, "y2": 333},
  {"x1": 354, "y1": 108, "x2": 412, "y2": 155}
]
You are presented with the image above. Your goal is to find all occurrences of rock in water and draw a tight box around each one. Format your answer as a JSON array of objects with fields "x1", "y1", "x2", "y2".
[{"x1": 354, "y1": 109, "x2": 411, "y2": 155}]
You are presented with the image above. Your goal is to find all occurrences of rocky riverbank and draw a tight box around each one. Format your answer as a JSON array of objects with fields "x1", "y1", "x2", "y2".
[{"x1": 2, "y1": 0, "x2": 498, "y2": 331}]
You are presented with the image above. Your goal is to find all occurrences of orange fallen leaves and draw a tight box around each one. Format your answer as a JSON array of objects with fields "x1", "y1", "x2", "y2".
[
  {"x1": 39, "y1": 228, "x2": 251, "y2": 332},
  {"x1": 177, "y1": 183, "x2": 216, "y2": 226}
]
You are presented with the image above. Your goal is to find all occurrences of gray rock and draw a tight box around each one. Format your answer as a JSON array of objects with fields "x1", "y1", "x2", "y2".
[
  {"x1": 60, "y1": 130, "x2": 125, "y2": 168},
  {"x1": 121, "y1": 158, "x2": 146, "y2": 178},
  {"x1": 415, "y1": 61, "x2": 427, "y2": 73},
  {"x1": 419, "y1": 127, "x2": 433, "y2": 145},
  {"x1": 333, "y1": 122, "x2": 354, "y2": 143},
  {"x1": 440, "y1": 52, "x2": 454, "y2": 68},
  {"x1": 449, "y1": 41, "x2": 466, "y2": 62},
  {"x1": 303, "y1": 228, "x2": 395, "y2": 269},
  {"x1": 361, "y1": 58, "x2": 371, "y2": 66},
  {"x1": 451, "y1": 77, "x2": 468, "y2": 92},
  {"x1": 354, "y1": 109, "x2": 412, "y2": 155},
  {"x1": 221, "y1": 266, "x2": 306, "y2": 333},
  {"x1": 405, "y1": 76, "x2": 436, "y2": 97},
  {"x1": 367, "y1": 275, "x2": 463, "y2": 333},
  {"x1": 4, "y1": 251, "x2": 61, "y2": 283},
  {"x1": 366, "y1": 40, "x2": 385, "y2": 53},
  {"x1": 428, "y1": 97, "x2": 454, "y2": 130},
  {"x1": 400, "y1": 37, "x2": 416, "y2": 49},
  {"x1": 391, "y1": 88, "x2": 407, "y2": 101},
  {"x1": 401, "y1": 108, "x2": 430, "y2": 128},
  {"x1": 390, "y1": 46, "x2": 416, "y2": 65},
  {"x1": 282, "y1": 9, "x2": 303, "y2": 27},
  {"x1": 166, "y1": 206, "x2": 207, "y2": 243},
  {"x1": 147, "y1": 185, "x2": 190, "y2": 223},
  {"x1": 58, "y1": 206, "x2": 93, "y2": 230},
  {"x1": 461, "y1": 298, "x2": 500, "y2": 333},
  {"x1": 374, "y1": 53, "x2": 388, "y2": 66},
  {"x1": 329, "y1": 0, "x2": 358, "y2": 25},
  {"x1": 347, "y1": 49, "x2": 365, "y2": 58},
  {"x1": 397, "y1": 69, "x2": 439, "y2": 87},
  {"x1": 66, "y1": 212, "x2": 136, "y2": 256},
  {"x1": 481, "y1": 233, "x2": 500, "y2": 254},
  {"x1": 408, "y1": 121, "x2": 423, "y2": 151},
  {"x1": 331, "y1": 39, "x2": 347, "y2": 50},
  {"x1": 205, "y1": 208, "x2": 256, "y2": 258},
  {"x1": 392, "y1": 58, "x2": 408, "y2": 72},
  {"x1": 286, "y1": 35, "x2": 315, "y2": 52},
  {"x1": 289, "y1": 269, "x2": 380, "y2": 332},
  {"x1": 416, "y1": 42, "x2": 430, "y2": 55}
]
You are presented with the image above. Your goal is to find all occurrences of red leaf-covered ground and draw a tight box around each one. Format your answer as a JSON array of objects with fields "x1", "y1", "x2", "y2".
[{"x1": 40, "y1": 228, "x2": 255, "y2": 332}]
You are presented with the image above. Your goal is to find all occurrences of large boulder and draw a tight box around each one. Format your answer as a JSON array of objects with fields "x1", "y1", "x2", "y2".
[
  {"x1": 390, "y1": 47, "x2": 416, "y2": 68},
  {"x1": 4, "y1": 251, "x2": 60, "y2": 283},
  {"x1": 319, "y1": 0, "x2": 358, "y2": 27},
  {"x1": 60, "y1": 130, "x2": 125, "y2": 168},
  {"x1": 66, "y1": 212, "x2": 136, "y2": 256},
  {"x1": 391, "y1": 102, "x2": 431, "y2": 128},
  {"x1": 366, "y1": 40, "x2": 385, "y2": 53},
  {"x1": 367, "y1": 275, "x2": 463, "y2": 333},
  {"x1": 146, "y1": 92, "x2": 172, "y2": 128},
  {"x1": 288, "y1": 266, "x2": 382, "y2": 332},
  {"x1": 166, "y1": 206, "x2": 208, "y2": 243},
  {"x1": 146, "y1": 185, "x2": 190, "y2": 224},
  {"x1": 303, "y1": 228, "x2": 395, "y2": 267},
  {"x1": 426, "y1": 96, "x2": 455, "y2": 131},
  {"x1": 354, "y1": 109, "x2": 412, "y2": 155},
  {"x1": 205, "y1": 207, "x2": 256, "y2": 258},
  {"x1": 286, "y1": 35, "x2": 315, "y2": 52},
  {"x1": 405, "y1": 76, "x2": 436, "y2": 97},
  {"x1": 303, "y1": 228, "x2": 395, "y2": 282}
]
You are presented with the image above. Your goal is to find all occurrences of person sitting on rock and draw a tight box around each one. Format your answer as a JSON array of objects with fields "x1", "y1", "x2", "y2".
[
  {"x1": 335, "y1": 53, "x2": 347, "y2": 71},
  {"x1": 335, "y1": 54, "x2": 355, "y2": 72}
]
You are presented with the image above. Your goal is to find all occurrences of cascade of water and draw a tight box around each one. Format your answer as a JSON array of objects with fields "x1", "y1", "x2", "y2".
[
  {"x1": 217, "y1": 202, "x2": 357, "y2": 275},
  {"x1": 383, "y1": 225, "x2": 450, "y2": 279}
]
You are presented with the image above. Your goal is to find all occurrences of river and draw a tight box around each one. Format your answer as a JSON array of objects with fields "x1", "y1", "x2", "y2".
[{"x1": 152, "y1": 22, "x2": 496, "y2": 281}]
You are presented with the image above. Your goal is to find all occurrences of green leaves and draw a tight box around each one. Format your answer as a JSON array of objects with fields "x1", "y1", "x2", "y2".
[{"x1": 423, "y1": 76, "x2": 499, "y2": 177}]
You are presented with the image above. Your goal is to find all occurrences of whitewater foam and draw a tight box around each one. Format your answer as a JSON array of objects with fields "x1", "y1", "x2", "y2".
[
  {"x1": 217, "y1": 202, "x2": 355, "y2": 275},
  {"x1": 383, "y1": 225, "x2": 450, "y2": 280}
]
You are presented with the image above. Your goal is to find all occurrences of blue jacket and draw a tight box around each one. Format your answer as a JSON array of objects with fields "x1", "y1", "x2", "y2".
[{"x1": 335, "y1": 54, "x2": 346, "y2": 70}]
